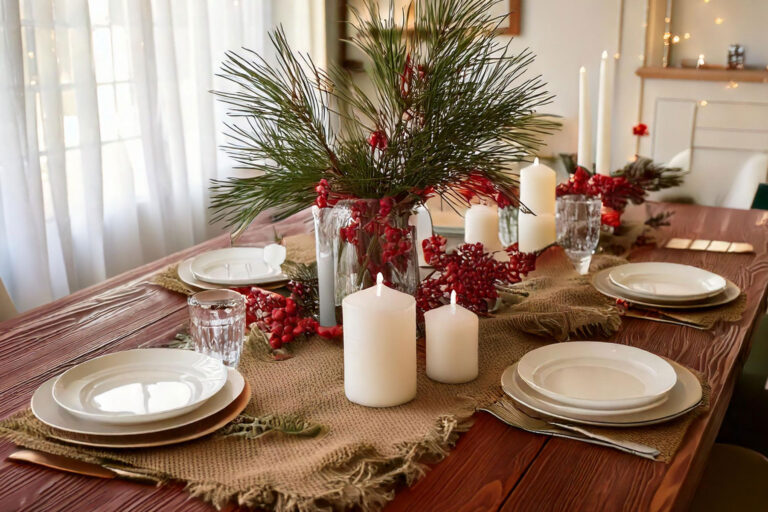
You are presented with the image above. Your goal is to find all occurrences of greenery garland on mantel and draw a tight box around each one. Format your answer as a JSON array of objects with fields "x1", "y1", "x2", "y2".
[{"x1": 209, "y1": 0, "x2": 559, "y2": 232}]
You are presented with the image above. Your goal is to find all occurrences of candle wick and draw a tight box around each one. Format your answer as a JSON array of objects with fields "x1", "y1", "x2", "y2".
[
  {"x1": 533, "y1": 157, "x2": 539, "y2": 166},
  {"x1": 450, "y1": 290, "x2": 457, "y2": 311},
  {"x1": 376, "y1": 272, "x2": 383, "y2": 297}
]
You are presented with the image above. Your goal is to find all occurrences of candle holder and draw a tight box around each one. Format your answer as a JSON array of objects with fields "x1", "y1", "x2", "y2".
[
  {"x1": 312, "y1": 206, "x2": 340, "y2": 326},
  {"x1": 334, "y1": 199, "x2": 419, "y2": 304}
]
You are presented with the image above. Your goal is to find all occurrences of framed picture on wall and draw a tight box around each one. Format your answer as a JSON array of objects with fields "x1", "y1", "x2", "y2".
[{"x1": 492, "y1": 0, "x2": 521, "y2": 36}]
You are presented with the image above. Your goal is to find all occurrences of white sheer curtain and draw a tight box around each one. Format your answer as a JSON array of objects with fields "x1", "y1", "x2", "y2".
[{"x1": 0, "y1": 0, "x2": 325, "y2": 312}]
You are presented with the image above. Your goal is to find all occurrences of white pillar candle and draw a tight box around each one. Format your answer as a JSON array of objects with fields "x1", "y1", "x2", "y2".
[
  {"x1": 577, "y1": 66, "x2": 592, "y2": 170},
  {"x1": 518, "y1": 212, "x2": 556, "y2": 253},
  {"x1": 342, "y1": 273, "x2": 417, "y2": 407},
  {"x1": 464, "y1": 204, "x2": 502, "y2": 250},
  {"x1": 426, "y1": 291, "x2": 479, "y2": 384},
  {"x1": 520, "y1": 157, "x2": 556, "y2": 216},
  {"x1": 595, "y1": 50, "x2": 613, "y2": 176}
]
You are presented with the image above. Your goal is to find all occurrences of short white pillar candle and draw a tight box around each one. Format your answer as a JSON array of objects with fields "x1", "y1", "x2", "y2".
[
  {"x1": 342, "y1": 273, "x2": 417, "y2": 407},
  {"x1": 464, "y1": 204, "x2": 502, "y2": 251},
  {"x1": 425, "y1": 291, "x2": 479, "y2": 384}
]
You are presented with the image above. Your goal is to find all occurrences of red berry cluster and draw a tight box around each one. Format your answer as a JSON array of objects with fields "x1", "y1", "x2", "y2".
[
  {"x1": 457, "y1": 171, "x2": 514, "y2": 208},
  {"x1": 556, "y1": 167, "x2": 645, "y2": 226},
  {"x1": 234, "y1": 287, "x2": 341, "y2": 350},
  {"x1": 315, "y1": 179, "x2": 331, "y2": 208},
  {"x1": 367, "y1": 130, "x2": 388, "y2": 151},
  {"x1": 339, "y1": 199, "x2": 413, "y2": 277},
  {"x1": 632, "y1": 123, "x2": 649, "y2": 136},
  {"x1": 416, "y1": 236, "x2": 536, "y2": 318}
]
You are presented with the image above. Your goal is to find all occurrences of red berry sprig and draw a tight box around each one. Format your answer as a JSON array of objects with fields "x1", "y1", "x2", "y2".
[
  {"x1": 234, "y1": 287, "x2": 341, "y2": 350},
  {"x1": 416, "y1": 236, "x2": 536, "y2": 319}
]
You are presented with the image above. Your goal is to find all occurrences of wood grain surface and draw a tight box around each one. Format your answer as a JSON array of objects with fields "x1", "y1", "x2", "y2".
[{"x1": 1, "y1": 203, "x2": 766, "y2": 512}]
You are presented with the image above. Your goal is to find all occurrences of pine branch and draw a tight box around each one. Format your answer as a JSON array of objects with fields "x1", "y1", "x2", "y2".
[{"x1": 210, "y1": 0, "x2": 560, "y2": 230}]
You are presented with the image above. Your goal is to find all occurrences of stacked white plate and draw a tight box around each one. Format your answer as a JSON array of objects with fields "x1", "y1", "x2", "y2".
[
  {"x1": 179, "y1": 245, "x2": 289, "y2": 290},
  {"x1": 32, "y1": 349, "x2": 250, "y2": 448},
  {"x1": 592, "y1": 262, "x2": 739, "y2": 310},
  {"x1": 502, "y1": 342, "x2": 703, "y2": 427}
]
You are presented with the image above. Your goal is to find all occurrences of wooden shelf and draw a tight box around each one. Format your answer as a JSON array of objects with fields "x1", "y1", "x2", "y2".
[{"x1": 636, "y1": 66, "x2": 768, "y2": 83}]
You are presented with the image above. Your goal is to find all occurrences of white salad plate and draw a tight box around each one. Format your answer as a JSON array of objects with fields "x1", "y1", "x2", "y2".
[
  {"x1": 608, "y1": 262, "x2": 726, "y2": 301},
  {"x1": 501, "y1": 360, "x2": 702, "y2": 427},
  {"x1": 190, "y1": 247, "x2": 286, "y2": 286},
  {"x1": 592, "y1": 269, "x2": 740, "y2": 309},
  {"x1": 34, "y1": 366, "x2": 244, "y2": 436},
  {"x1": 516, "y1": 342, "x2": 677, "y2": 410},
  {"x1": 52, "y1": 349, "x2": 228, "y2": 425}
]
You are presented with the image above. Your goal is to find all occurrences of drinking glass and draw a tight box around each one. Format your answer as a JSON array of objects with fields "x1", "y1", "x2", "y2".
[
  {"x1": 498, "y1": 206, "x2": 519, "y2": 247},
  {"x1": 188, "y1": 289, "x2": 246, "y2": 367},
  {"x1": 556, "y1": 195, "x2": 602, "y2": 275}
]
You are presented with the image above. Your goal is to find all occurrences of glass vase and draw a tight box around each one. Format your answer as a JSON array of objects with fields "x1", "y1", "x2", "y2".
[{"x1": 333, "y1": 199, "x2": 419, "y2": 303}]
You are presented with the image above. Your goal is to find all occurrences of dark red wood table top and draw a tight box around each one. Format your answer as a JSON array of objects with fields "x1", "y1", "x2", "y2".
[{"x1": 1, "y1": 203, "x2": 767, "y2": 512}]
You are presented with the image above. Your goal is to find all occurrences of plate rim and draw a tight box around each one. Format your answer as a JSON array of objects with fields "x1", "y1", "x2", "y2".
[
  {"x1": 516, "y1": 341, "x2": 677, "y2": 409},
  {"x1": 34, "y1": 366, "x2": 245, "y2": 436},
  {"x1": 190, "y1": 247, "x2": 282, "y2": 286},
  {"x1": 607, "y1": 262, "x2": 726, "y2": 301},
  {"x1": 51, "y1": 348, "x2": 228, "y2": 425},
  {"x1": 501, "y1": 360, "x2": 703, "y2": 427},
  {"x1": 47, "y1": 380, "x2": 251, "y2": 449},
  {"x1": 592, "y1": 268, "x2": 740, "y2": 309}
]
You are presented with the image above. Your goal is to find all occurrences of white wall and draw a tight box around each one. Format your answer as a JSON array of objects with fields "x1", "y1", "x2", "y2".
[{"x1": 670, "y1": 0, "x2": 768, "y2": 68}]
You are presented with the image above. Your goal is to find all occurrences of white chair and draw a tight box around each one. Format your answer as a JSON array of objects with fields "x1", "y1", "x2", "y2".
[
  {"x1": 648, "y1": 149, "x2": 768, "y2": 209},
  {"x1": 0, "y1": 278, "x2": 17, "y2": 322},
  {"x1": 722, "y1": 153, "x2": 768, "y2": 210}
]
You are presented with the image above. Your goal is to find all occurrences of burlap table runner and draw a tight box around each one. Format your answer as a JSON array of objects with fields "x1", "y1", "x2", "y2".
[{"x1": 0, "y1": 247, "x2": 718, "y2": 511}]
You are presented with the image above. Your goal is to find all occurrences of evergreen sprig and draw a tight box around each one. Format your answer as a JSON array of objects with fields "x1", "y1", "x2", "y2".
[{"x1": 211, "y1": 0, "x2": 559, "y2": 232}]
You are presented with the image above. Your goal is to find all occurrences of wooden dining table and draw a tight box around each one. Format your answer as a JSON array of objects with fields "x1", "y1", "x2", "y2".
[{"x1": 1, "y1": 201, "x2": 767, "y2": 512}]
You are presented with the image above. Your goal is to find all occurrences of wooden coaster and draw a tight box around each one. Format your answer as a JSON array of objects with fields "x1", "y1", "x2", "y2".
[{"x1": 49, "y1": 381, "x2": 251, "y2": 449}]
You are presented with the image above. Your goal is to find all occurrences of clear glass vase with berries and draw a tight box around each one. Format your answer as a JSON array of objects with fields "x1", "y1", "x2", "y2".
[{"x1": 333, "y1": 198, "x2": 419, "y2": 303}]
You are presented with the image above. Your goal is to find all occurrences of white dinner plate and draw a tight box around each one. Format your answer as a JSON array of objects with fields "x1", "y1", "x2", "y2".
[
  {"x1": 501, "y1": 360, "x2": 702, "y2": 427},
  {"x1": 179, "y1": 257, "x2": 289, "y2": 290},
  {"x1": 608, "y1": 263, "x2": 726, "y2": 301},
  {"x1": 52, "y1": 349, "x2": 228, "y2": 425},
  {"x1": 517, "y1": 342, "x2": 677, "y2": 410},
  {"x1": 190, "y1": 247, "x2": 285, "y2": 286},
  {"x1": 592, "y1": 269, "x2": 740, "y2": 309},
  {"x1": 34, "y1": 366, "x2": 244, "y2": 436}
]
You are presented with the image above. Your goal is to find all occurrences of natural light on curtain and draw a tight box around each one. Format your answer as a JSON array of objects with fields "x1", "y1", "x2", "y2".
[{"x1": 0, "y1": 0, "x2": 325, "y2": 312}]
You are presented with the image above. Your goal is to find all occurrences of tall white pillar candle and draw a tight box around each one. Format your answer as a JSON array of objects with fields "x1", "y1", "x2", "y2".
[
  {"x1": 342, "y1": 273, "x2": 417, "y2": 407},
  {"x1": 520, "y1": 157, "x2": 556, "y2": 216},
  {"x1": 517, "y1": 212, "x2": 556, "y2": 253},
  {"x1": 426, "y1": 291, "x2": 479, "y2": 384},
  {"x1": 464, "y1": 204, "x2": 502, "y2": 250},
  {"x1": 577, "y1": 66, "x2": 592, "y2": 170},
  {"x1": 595, "y1": 50, "x2": 613, "y2": 176},
  {"x1": 313, "y1": 206, "x2": 336, "y2": 326}
]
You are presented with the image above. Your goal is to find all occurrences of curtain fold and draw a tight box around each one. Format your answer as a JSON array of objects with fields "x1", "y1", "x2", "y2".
[{"x1": 0, "y1": 0, "x2": 326, "y2": 312}]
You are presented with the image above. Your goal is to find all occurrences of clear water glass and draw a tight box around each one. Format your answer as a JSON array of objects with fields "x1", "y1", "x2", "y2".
[
  {"x1": 556, "y1": 195, "x2": 602, "y2": 275},
  {"x1": 188, "y1": 289, "x2": 246, "y2": 367},
  {"x1": 498, "y1": 206, "x2": 519, "y2": 247}
]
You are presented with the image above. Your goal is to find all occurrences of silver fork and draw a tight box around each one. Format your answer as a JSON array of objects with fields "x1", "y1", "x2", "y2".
[{"x1": 480, "y1": 397, "x2": 660, "y2": 459}]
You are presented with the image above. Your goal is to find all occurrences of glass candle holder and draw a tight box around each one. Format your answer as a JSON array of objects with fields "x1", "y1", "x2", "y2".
[
  {"x1": 555, "y1": 195, "x2": 602, "y2": 275},
  {"x1": 188, "y1": 289, "x2": 246, "y2": 367}
]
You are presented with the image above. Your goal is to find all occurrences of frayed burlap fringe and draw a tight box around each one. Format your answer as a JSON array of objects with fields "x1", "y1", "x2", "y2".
[{"x1": 151, "y1": 264, "x2": 196, "y2": 296}]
